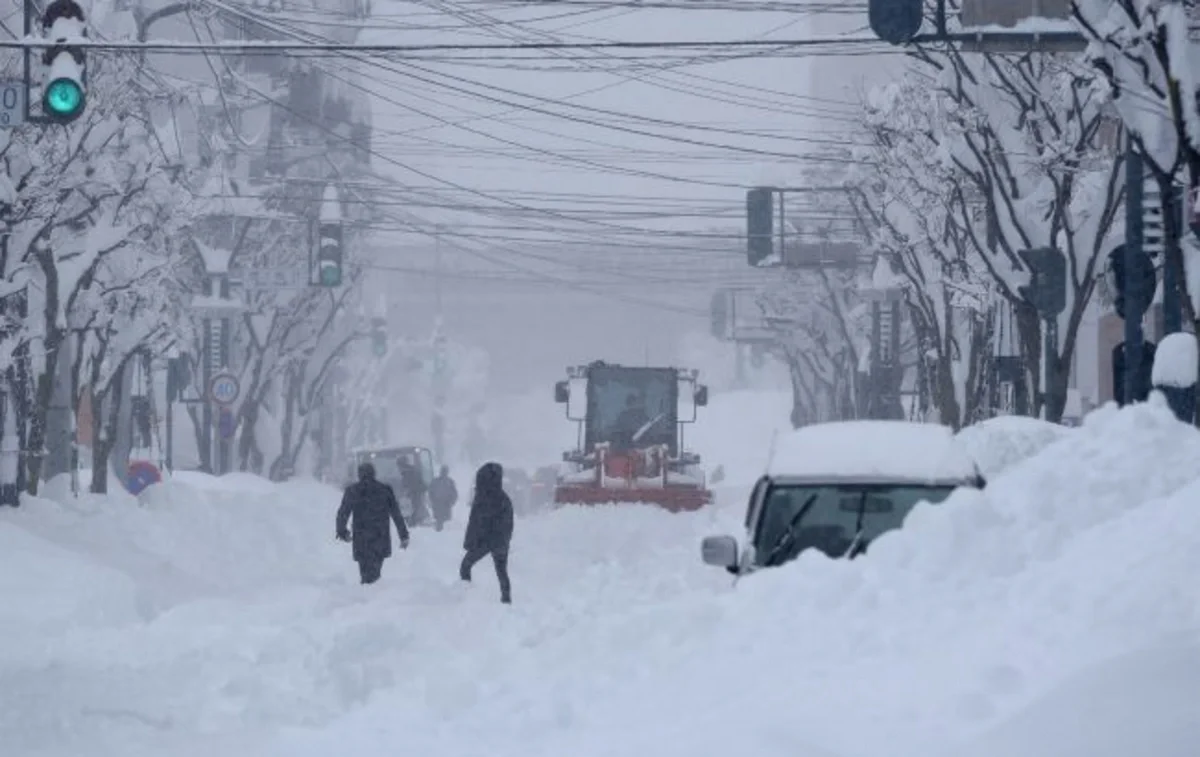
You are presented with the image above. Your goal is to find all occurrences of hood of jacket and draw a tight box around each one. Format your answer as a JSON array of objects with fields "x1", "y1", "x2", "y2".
[{"x1": 474, "y1": 462, "x2": 503, "y2": 495}]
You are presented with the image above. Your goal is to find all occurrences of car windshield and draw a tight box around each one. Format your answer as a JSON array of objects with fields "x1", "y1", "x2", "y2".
[{"x1": 754, "y1": 483, "x2": 958, "y2": 567}]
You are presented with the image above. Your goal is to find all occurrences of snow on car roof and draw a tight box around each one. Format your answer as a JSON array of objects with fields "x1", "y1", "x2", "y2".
[{"x1": 766, "y1": 420, "x2": 980, "y2": 484}]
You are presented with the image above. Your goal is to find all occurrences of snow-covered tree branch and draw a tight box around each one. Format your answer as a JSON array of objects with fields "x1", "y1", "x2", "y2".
[
  {"x1": 853, "y1": 38, "x2": 1123, "y2": 421},
  {"x1": 1070, "y1": 0, "x2": 1200, "y2": 328}
]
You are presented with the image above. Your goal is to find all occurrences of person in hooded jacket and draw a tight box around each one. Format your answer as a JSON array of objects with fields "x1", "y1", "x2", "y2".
[
  {"x1": 460, "y1": 461, "x2": 513, "y2": 603},
  {"x1": 337, "y1": 462, "x2": 411, "y2": 584}
]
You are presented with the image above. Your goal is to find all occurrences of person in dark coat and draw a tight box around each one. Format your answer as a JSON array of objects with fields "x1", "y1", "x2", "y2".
[
  {"x1": 336, "y1": 462, "x2": 411, "y2": 584},
  {"x1": 460, "y1": 461, "x2": 513, "y2": 604},
  {"x1": 428, "y1": 465, "x2": 458, "y2": 532}
]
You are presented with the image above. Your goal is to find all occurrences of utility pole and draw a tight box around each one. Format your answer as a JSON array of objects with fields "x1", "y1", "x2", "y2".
[
  {"x1": 1124, "y1": 144, "x2": 1147, "y2": 406},
  {"x1": 435, "y1": 228, "x2": 443, "y2": 315},
  {"x1": 431, "y1": 229, "x2": 447, "y2": 465}
]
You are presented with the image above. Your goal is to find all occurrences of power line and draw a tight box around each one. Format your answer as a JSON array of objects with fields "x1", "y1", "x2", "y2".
[{"x1": 0, "y1": 35, "x2": 889, "y2": 53}]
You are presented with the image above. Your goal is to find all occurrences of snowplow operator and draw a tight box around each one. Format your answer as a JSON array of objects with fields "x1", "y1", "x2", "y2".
[{"x1": 612, "y1": 394, "x2": 648, "y2": 450}]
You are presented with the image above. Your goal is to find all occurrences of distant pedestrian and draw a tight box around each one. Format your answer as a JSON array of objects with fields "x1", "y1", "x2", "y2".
[
  {"x1": 460, "y1": 461, "x2": 513, "y2": 604},
  {"x1": 428, "y1": 465, "x2": 458, "y2": 531},
  {"x1": 337, "y1": 462, "x2": 410, "y2": 585}
]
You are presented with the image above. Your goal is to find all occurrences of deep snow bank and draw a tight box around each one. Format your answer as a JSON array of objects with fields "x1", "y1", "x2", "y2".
[
  {"x1": 278, "y1": 398, "x2": 1200, "y2": 757},
  {"x1": 0, "y1": 476, "x2": 737, "y2": 757},
  {"x1": 0, "y1": 472, "x2": 347, "y2": 631},
  {"x1": 956, "y1": 414, "x2": 1074, "y2": 477},
  {"x1": 536, "y1": 397, "x2": 1200, "y2": 757},
  {"x1": 4, "y1": 400, "x2": 1198, "y2": 757}
]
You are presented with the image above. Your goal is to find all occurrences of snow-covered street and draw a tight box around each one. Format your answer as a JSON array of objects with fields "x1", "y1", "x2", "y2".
[
  {"x1": 3, "y1": 397, "x2": 1198, "y2": 757},
  {"x1": 7, "y1": 0, "x2": 1200, "y2": 754}
]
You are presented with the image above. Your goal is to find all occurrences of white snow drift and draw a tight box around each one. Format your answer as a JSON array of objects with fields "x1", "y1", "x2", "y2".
[{"x1": 1, "y1": 399, "x2": 1197, "y2": 757}]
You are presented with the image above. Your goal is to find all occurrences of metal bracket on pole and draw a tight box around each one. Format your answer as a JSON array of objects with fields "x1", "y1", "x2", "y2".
[{"x1": 22, "y1": 0, "x2": 54, "y2": 126}]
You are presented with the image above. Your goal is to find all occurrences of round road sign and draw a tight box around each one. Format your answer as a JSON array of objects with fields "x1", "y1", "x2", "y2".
[
  {"x1": 209, "y1": 372, "x2": 241, "y2": 405},
  {"x1": 126, "y1": 460, "x2": 162, "y2": 495}
]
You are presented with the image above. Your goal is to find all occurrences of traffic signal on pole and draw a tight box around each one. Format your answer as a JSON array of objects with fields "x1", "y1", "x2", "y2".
[
  {"x1": 746, "y1": 187, "x2": 774, "y2": 267},
  {"x1": 166, "y1": 357, "x2": 191, "y2": 402},
  {"x1": 868, "y1": 0, "x2": 923, "y2": 45},
  {"x1": 40, "y1": 0, "x2": 87, "y2": 124},
  {"x1": 1016, "y1": 247, "x2": 1067, "y2": 318},
  {"x1": 1112, "y1": 340, "x2": 1156, "y2": 406},
  {"x1": 1106, "y1": 244, "x2": 1157, "y2": 321},
  {"x1": 370, "y1": 317, "x2": 387, "y2": 357},
  {"x1": 315, "y1": 222, "x2": 343, "y2": 287}
]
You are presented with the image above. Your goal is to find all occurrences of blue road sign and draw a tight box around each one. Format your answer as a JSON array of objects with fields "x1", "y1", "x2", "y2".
[
  {"x1": 218, "y1": 408, "x2": 236, "y2": 439},
  {"x1": 126, "y1": 460, "x2": 161, "y2": 495}
]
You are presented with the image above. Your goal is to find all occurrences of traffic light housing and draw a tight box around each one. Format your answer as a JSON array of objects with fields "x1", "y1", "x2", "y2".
[
  {"x1": 1112, "y1": 340, "x2": 1157, "y2": 406},
  {"x1": 166, "y1": 357, "x2": 191, "y2": 402},
  {"x1": 1106, "y1": 244, "x2": 1157, "y2": 321},
  {"x1": 869, "y1": 0, "x2": 923, "y2": 45},
  {"x1": 370, "y1": 317, "x2": 387, "y2": 357},
  {"x1": 40, "y1": 0, "x2": 87, "y2": 124},
  {"x1": 746, "y1": 187, "x2": 774, "y2": 267},
  {"x1": 315, "y1": 222, "x2": 343, "y2": 287},
  {"x1": 1016, "y1": 247, "x2": 1067, "y2": 318}
]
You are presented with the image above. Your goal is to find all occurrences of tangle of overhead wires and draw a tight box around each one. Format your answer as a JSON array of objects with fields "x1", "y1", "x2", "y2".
[{"x1": 150, "y1": 0, "x2": 866, "y2": 312}]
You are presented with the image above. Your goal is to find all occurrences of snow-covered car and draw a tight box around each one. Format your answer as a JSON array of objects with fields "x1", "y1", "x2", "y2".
[{"x1": 701, "y1": 420, "x2": 985, "y2": 575}]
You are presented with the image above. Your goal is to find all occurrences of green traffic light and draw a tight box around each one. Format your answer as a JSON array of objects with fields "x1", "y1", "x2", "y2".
[
  {"x1": 44, "y1": 78, "x2": 84, "y2": 121},
  {"x1": 319, "y1": 264, "x2": 342, "y2": 287},
  {"x1": 373, "y1": 340, "x2": 387, "y2": 357}
]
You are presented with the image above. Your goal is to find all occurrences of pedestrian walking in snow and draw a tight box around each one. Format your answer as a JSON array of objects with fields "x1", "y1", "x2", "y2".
[
  {"x1": 460, "y1": 461, "x2": 513, "y2": 604},
  {"x1": 337, "y1": 462, "x2": 410, "y2": 585},
  {"x1": 428, "y1": 465, "x2": 458, "y2": 531}
]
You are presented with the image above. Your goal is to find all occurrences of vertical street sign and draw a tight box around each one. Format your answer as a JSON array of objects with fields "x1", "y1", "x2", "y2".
[{"x1": 0, "y1": 82, "x2": 26, "y2": 128}]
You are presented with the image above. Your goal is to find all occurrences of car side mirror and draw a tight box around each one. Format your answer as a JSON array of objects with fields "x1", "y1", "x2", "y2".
[
  {"x1": 694, "y1": 385, "x2": 708, "y2": 407},
  {"x1": 555, "y1": 381, "x2": 569, "y2": 403},
  {"x1": 701, "y1": 535, "x2": 738, "y2": 570}
]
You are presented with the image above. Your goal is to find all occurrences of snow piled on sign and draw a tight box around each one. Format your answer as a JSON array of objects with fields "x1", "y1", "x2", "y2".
[
  {"x1": 1152, "y1": 331, "x2": 1199, "y2": 388},
  {"x1": 1, "y1": 400, "x2": 1199, "y2": 757}
]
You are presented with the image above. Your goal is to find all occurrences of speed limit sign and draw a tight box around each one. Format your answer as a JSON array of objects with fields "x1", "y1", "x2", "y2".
[{"x1": 208, "y1": 373, "x2": 241, "y2": 405}]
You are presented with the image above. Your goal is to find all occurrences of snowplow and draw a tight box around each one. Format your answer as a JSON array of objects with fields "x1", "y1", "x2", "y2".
[{"x1": 552, "y1": 361, "x2": 712, "y2": 512}]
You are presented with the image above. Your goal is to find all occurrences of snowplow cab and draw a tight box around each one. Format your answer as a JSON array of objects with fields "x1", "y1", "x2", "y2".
[{"x1": 552, "y1": 361, "x2": 711, "y2": 512}]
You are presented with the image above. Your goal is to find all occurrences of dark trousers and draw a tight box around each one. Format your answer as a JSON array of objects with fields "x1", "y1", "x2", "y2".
[
  {"x1": 460, "y1": 546, "x2": 511, "y2": 602},
  {"x1": 358, "y1": 558, "x2": 383, "y2": 585}
]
